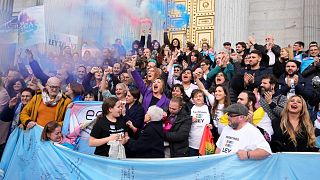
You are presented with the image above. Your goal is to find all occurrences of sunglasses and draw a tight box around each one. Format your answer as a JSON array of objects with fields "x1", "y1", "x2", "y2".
[{"x1": 228, "y1": 114, "x2": 241, "y2": 118}]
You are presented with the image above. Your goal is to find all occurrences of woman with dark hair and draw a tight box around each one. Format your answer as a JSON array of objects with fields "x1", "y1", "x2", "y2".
[
  {"x1": 167, "y1": 66, "x2": 198, "y2": 98},
  {"x1": 6, "y1": 78, "x2": 26, "y2": 98},
  {"x1": 147, "y1": 39, "x2": 161, "y2": 54},
  {"x1": 89, "y1": 97, "x2": 128, "y2": 157},
  {"x1": 169, "y1": 38, "x2": 181, "y2": 52},
  {"x1": 169, "y1": 84, "x2": 192, "y2": 112},
  {"x1": 157, "y1": 44, "x2": 171, "y2": 66},
  {"x1": 271, "y1": 95, "x2": 318, "y2": 152},
  {"x1": 167, "y1": 54, "x2": 198, "y2": 98},
  {"x1": 65, "y1": 82, "x2": 84, "y2": 102},
  {"x1": 83, "y1": 91, "x2": 97, "y2": 101},
  {"x1": 211, "y1": 86, "x2": 231, "y2": 134},
  {"x1": 181, "y1": 42, "x2": 195, "y2": 65},
  {"x1": 188, "y1": 50, "x2": 203, "y2": 70},
  {"x1": 123, "y1": 87, "x2": 144, "y2": 138},
  {"x1": 126, "y1": 57, "x2": 170, "y2": 113}
]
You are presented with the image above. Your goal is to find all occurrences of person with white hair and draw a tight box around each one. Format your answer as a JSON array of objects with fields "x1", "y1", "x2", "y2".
[
  {"x1": 20, "y1": 77, "x2": 71, "y2": 128},
  {"x1": 125, "y1": 105, "x2": 164, "y2": 158}
]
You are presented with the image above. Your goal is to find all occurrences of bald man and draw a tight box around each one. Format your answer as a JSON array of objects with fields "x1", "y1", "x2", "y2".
[
  {"x1": 20, "y1": 77, "x2": 71, "y2": 128},
  {"x1": 264, "y1": 35, "x2": 281, "y2": 66}
]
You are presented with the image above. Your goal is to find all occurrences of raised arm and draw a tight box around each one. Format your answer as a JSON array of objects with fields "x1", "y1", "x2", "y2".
[
  {"x1": 167, "y1": 53, "x2": 181, "y2": 87},
  {"x1": 195, "y1": 76, "x2": 214, "y2": 106},
  {"x1": 27, "y1": 50, "x2": 49, "y2": 85},
  {"x1": 164, "y1": 31, "x2": 170, "y2": 46},
  {"x1": 147, "y1": 34, "x2": 152, "y2": 50},
  {"x1": 126, "y1": 56, "x2": 148, "y2": 95}
]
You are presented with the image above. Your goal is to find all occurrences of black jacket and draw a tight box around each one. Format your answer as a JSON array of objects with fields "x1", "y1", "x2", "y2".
[
  {"x1": 126, "y1": 121, "x2": 164, "y2": 158},
  {"x1": 164, "y1": 109, "x2": 192, "y2": 157},
  {"x1": 123, "y1": 102, "x2": 145, "y2": 139},
  {"x1": 278, "y1": 73, "x2": 313, "y2": 101},
  {"x1": 271, "y1": 119, "x2": 319, "y2": 152},
  {"x1": 264, "y1": 44, "x2": 281, "y2": 66},
  {"x1": 231, "y1": 67, "x2": 273, "y2": 92},
  {"x1": 302, "y1": 62, "x2": 320, "y2": 80}
]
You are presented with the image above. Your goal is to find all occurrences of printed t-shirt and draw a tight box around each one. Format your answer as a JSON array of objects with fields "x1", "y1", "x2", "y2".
[
  {"x1": 188, "y1": 105, "x2": 211, "y2": 149},
  {"x1": 90, "y1": 117, "x2": 127, "y2": 157},
  {"x1": 216, "y1": 122, "x2": 272, "y2": 154}
]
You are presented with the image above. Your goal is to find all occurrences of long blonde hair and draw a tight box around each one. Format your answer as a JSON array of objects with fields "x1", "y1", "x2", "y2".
[
  {"x1": 280, "y1": 95, "x2": 316, "y2": 147},
  {"x1": 282, "y1": 47, "x2": 294, "y2": 60}
]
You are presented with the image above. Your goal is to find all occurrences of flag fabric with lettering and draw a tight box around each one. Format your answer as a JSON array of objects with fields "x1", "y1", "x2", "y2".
[
  {"x1": 62, "y1": 101, "x2": 102, "y2": 155},
  {"x1": 199, "y1": 125, "x2": 215, "y2": 155},
  {"x1": 1, "y1": 126, "x2": 320, "y2": 179}
]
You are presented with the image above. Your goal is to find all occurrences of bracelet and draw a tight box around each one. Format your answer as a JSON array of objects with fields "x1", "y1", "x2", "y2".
[{"x1": 247, "y1": 151, "x2": 250, "y2": 159}]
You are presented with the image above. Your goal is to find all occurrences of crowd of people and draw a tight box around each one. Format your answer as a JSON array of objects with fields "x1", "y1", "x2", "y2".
[{"x1": 0, "y1": 31, "x2": 320, "y2": 161}]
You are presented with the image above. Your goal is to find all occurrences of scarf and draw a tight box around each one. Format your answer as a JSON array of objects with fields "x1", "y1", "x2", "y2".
[
  {"x1": 11, "y1": 103, "x2": 23, "y2": 133},
  {"x1": 42, "y1": 88, "x2": 63, "y2": 106}
]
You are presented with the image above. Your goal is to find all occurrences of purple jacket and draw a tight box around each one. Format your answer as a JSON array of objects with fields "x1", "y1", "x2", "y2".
[{"x1": 131, "y1": 70, "x2": 170, "y2": 113}]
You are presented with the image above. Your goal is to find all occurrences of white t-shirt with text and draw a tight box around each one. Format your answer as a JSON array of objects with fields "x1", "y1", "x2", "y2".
[
  {"x1": 216, "y1": 123, "x2": 272, "y2": 154},
  {"x1": 189, "y1": 105, "x2": 211, "y2": 149}
]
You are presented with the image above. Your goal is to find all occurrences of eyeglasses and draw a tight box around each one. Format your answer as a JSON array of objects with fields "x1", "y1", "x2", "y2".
[
  {"x1": 200, "y1": 64, "x2": 206, "y2": 66},
  {"x1": 174, "y1": 69, "x2": 180, "y2": 72},
  {"x1": 47, "y1": 85, "x2": 60, "y2": 90}
]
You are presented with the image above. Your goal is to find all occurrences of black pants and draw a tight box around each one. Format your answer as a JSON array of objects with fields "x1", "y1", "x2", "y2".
[{"x1": 0, "y1": 143, "x2": 6, "y2": 161}]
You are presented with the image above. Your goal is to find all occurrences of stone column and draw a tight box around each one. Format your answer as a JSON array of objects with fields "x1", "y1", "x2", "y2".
[
  {"x1": 303, "y1": 0, "x2": 320, "y2": 46},
  {"x1": 0, "y1": 0, "x2": 14, "y2": 72},
  {"x1": 214, "y1": 0, "x2": 249, "y2": 51}
]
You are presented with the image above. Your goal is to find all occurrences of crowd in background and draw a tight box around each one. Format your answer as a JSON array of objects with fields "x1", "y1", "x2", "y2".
[{"x1": 1, "y1": 31, "x2": 320, "y2": 161}]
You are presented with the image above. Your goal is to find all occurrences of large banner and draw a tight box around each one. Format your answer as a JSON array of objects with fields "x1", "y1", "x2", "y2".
[
  {"x1": 18, "y1": 5, "x2": 46, "y2": 47},
  {"x1": 1, "y1": 126, "x2": 320, "y2": 179},
  {"x1": 62, "y1": 101, "x2": 102, "y2": 154}
]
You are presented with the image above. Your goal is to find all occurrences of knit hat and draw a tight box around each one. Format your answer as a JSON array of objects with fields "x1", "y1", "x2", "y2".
[{"x1": 224, "y1": 103, "x2": 249, "y2": 116}]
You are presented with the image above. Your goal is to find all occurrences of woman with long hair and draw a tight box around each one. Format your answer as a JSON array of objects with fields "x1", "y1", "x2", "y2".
[
  {"x1": 273, "y1": 47, "x2": 294, "y2": 78},
  {"x1": 126, "y1": 57, "x2": 170, "y2": 113},
  {"x1": 6, "y1": 78, "x2": 26, "y2": 98},
  {"x1": 169, "y1": 84, "x2": 192, "y2": 112},
  {"x1": 271, "y1": 95, "x2": 318, "y2": 152},
  {"x1": 196, "y1": 77, "x2": 231, "y2": 135},
  {"x1": 167, "y1": 55, "x2": 198, "y2": 98},
  {"x1": 123, "y1": 87, "x2": 145, "y2": 140},
  {"x1": 211, "y1": 85, "x2": 231, "y2": 133},
  {"x1": 89, "y1": 97, "x2": 128, "y2": 157}
]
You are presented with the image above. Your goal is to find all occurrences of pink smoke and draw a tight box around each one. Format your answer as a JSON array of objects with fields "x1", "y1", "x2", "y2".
[{"x1": 108, "y1": 0, "x2": 152, "y2": 26}]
